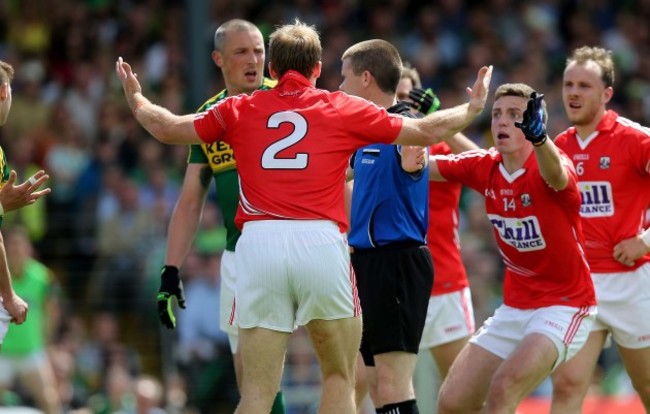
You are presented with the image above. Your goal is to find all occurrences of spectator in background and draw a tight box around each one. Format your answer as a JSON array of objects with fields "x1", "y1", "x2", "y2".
[
  {"x1": 3, "y1": 138, "x2": 48, "y2": 243},
  {"x1": 89, "y1": 176, "x2": 164, "y2": 315},
  {"x1": 3, "y1": 59, "x2": 51, "y2": 141},
  {"x1": 75, "y1": 311, "x2": 141, "y2": 398},
  {"x1": 0, "y1": 225, "x2": 62, "y2": 414}
]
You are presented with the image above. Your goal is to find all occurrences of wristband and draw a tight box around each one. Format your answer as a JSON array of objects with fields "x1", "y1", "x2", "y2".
[
  {"x1": 641, "y1": 228, "x2": 650, "y2": 249},
  {"x1": 532, "y1": 135, "x2": 548, "y2": 147},
  {"x1": 161, "y1": 265, "x2": 179, "y2": 276}
]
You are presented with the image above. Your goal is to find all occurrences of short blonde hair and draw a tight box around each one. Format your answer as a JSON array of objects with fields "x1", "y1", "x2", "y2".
[
  {"x1": 269, "y1": 20, "x2": 322, "y2": 79},
  {"x1": 567, "y1": 46, "x2": 615, "y2": 88},
  {"x1": 0, "y1": 60, "x2": 15, "y2": 85}
]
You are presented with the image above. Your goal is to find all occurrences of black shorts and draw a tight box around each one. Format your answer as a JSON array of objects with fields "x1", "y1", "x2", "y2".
[{"x1": 351, "y1": 242, "x2": 434, "y2": 366}]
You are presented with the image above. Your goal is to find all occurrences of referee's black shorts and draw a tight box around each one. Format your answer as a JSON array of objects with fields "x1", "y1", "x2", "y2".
[{"x1": 351, "y1": 241, "x2": 434, "y2": 366}]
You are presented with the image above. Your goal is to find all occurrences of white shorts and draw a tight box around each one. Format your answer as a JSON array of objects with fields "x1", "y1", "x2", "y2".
[
  {"x1": 419, "y1": 287, "x2": 475, "y2": 349},
  {"x1": 0, "y1": 301, "x2": 9, "y2": 345},
  {"x1": 234, "y1": 220, "x2": 360, "y2": 332},
  {"x1": 0, "y1": 349, "x2": 48, "y2": 385},
  {"x1": 219, "y1": 250, "x2": 239, "y2": 353},
  {"x1": 470, "y1": 304, "x2": 596, "y2": 371},
  {"x1": 591, "y1": 263, "x2": 650, "y2": 349}
]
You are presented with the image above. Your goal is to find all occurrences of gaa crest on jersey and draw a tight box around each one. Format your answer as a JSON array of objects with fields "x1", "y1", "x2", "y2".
[
  {"x1": 599, "y1": 157, "x2": 610, "y2": 169},
  {"x1": 520, "y1": 193, "x2": 531, "y2": 207}
]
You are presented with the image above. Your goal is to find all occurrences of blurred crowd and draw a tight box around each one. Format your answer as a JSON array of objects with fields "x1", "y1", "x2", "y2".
[{"x1": 0, "y1": 0, "x2": 648, "y2": 413}]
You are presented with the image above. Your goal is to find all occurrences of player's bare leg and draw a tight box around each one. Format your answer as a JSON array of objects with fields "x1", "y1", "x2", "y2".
[
  {"x1": 482, "y1": 333, "x2": 557, "y2": 414},
  {"x1": 354, "y1": 353, "x2": 370, "y2": 412},
  {"x1": 373, "y1": 351, "x2": 417, "y2": 407},
  {"x1": 235, "y1": 327, "x2": 290, "y2": 414},
  {"x1": 617, "y1": 345, "x2": 650, "y2": 411},
  {"x1": 438, "y1": 343, "x2": 501, "y2": 414},
  {"x1": 429, "y1": 336, "x2": 470, "y2": 379},
  {"x1": 550, "y1": 330, "x2": 607, "y2": 414},
  {"x1": 306, "y1": 315, "x2": 361, "y2": 414}
]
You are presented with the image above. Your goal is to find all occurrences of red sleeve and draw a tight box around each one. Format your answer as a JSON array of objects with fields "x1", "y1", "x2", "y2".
[
  {"x1": 330, "y1": 92, "x2": 403, "y2": 145},
  {"x1": 193, "y1": 102, "x2": 229, "y2": 144},
  {"x1": 436, "y1": 148, "x2": 492, "y2": 192},
  {"x1": 635, "y1": 129, "x2": 650, "y2": 175}
]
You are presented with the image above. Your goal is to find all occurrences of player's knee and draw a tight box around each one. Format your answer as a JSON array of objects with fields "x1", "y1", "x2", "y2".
[
  {"x1": 552, "y1": 370, "x2": 588, "y2": 398},
  {"x1": 438, "y1": 386, "x2": 479, "y2": 414}
]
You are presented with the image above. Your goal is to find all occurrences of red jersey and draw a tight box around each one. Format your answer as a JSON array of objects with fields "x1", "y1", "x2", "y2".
[
  {"x1": 435, "y1": 148, "x2": 595, "y2": 309},
  {"x1": 428, "y1": 142, "x2": 469, "y2": 295},
  {"x1": 555, "y1": 110, "x2": 650, "y2": 273},
  {"x1": 194, "y1": 71, "x2": 403, "y2": 231}
]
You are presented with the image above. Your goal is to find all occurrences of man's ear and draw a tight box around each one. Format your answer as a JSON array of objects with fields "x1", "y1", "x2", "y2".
[
  {"x1": 212, "y1": 51, "x2": 223, "y2": 68},
  {"x1": 312, "y1": 61, "x2": 322, "y2": 79},
  {"x1": 269, "y1": 62, "x2": 278, "y2": 80},
  {"x1": 603, "y1": 86, "x2": 613, "y2": 105},
  {"x1": 361, "y1": 70, "x2": 373, "y2": 87},
  {"x1": 0, "y1": 83, "x2": 7, "y2": 101}
]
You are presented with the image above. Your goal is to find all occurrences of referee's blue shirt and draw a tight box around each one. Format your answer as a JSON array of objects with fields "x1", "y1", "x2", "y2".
[{"x1": 348, "y1": 103, "x2": 429, "y2": 249}]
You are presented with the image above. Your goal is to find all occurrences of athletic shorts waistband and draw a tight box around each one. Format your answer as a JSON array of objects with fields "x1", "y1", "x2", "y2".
[{"x1": 351, "y1": 240, "x2": 425, "y2": 254}]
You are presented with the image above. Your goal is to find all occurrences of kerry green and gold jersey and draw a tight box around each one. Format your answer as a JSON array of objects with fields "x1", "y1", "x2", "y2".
[{"x1": 187, "y1": 77, "x2": 276, "y2": 251}]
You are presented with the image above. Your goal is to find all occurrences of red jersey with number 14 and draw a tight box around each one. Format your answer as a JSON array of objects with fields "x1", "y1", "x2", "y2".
[
  {"x1": 435, "y1": 148, "x2": 595, "y2": 309},
  {"x1": 555, "y1": 110, "x2": 650, "y2": 273},
  {"x1": 194, "y1": 71, "x2": 403, "y2": 231}
]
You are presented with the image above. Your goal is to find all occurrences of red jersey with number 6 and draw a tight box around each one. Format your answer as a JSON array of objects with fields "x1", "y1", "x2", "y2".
[
  {"x1": 193, "y1": 70, "x2": 403, "y2": 231},
  {"x1": 554, "y1": 110, "x2": 650, "y2": 273},
  {"x1": 435, "y1": 148, "x2": 595, "y2": 309}
]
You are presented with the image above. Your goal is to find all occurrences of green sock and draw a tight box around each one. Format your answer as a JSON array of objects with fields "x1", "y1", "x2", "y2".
[{"x1": 270, "y1": 390, "x2": 286, "y2": 414}]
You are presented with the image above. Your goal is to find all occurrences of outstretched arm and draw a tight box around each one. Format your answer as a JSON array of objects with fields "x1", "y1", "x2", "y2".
[
  {"x1": 395, "y1": 65, "x2": 493, "y2": 146},
  {"x1": 116, "y1": 57, "x2": 201, "y2": 145},
  {"x1": 446, "y1": 133, "x2": 480, "y2": 154},
  {"x1": 427, "y1": 155, "x2": 449, "y2": 182}
]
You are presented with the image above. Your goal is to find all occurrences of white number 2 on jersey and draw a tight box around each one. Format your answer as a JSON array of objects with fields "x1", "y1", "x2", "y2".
[{"x1": 262, "y1": 111, "x2": 308, "y2": 169}]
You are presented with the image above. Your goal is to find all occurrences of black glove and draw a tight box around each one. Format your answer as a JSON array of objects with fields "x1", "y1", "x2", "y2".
[
  {"x1": 157, "y1": 265, "x2": 186, "y2": 329},
  {"x1": 408, "y1": 87, "x2": 441, "y2": 115},
  {"x1": 515, "y1": 92, "x2": 547, "y2": 146}
]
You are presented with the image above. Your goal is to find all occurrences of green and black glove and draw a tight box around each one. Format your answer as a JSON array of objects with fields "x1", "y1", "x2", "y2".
[
  {"x1": 408, "y1": 87, "x2": 441, "y2": 115},
  {"x1": 157, "y1": 265, "x2": 186, "y2": 329},
  {"x1": 515, "y1": 92, "x2": 548, "y2": 146}
]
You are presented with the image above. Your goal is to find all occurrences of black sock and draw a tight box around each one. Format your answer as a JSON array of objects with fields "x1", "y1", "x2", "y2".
[{"x1": 381, "y1": 399, "x2": 418, "y2": 414}]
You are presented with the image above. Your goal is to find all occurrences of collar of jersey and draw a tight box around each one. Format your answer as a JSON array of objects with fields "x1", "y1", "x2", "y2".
[
  {"x1": 278, "y1": 70, "x2": 312, "y2": 88},
  {"x1": 569, "y1": 109, "x2": 617, "y2": 138}
]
